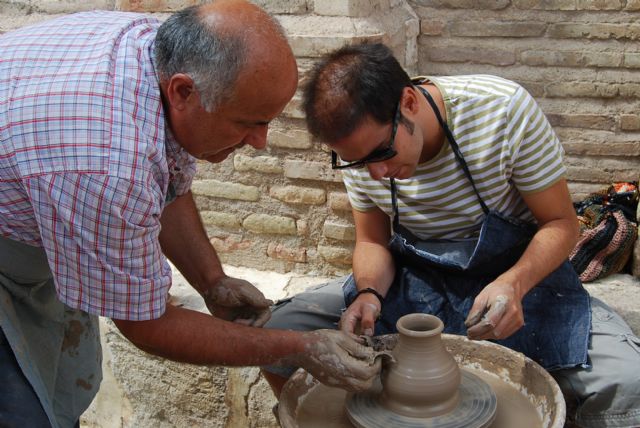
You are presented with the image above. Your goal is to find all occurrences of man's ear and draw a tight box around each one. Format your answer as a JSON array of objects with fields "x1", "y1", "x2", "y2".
[
  {"x1": 164, "y1": 73, "x2": 197, "y2": 111},
  {"x1": 401, "y1": 86, "x2": 420, "y2": 115}
]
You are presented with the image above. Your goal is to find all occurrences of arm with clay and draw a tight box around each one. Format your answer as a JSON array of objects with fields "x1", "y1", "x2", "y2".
[
  {"x1": 340, "y1": 207, "x2": 395, "y2": 337},
  {"x1": 466, "y1": 179, "x2": 579, "y2": 340},
  {"x1": 159, "y1": 191, "x2": 272, "y2": 326},
  {"x1": 466, "y1": 88, "x2": 577, "y2": 340},
  {"x1": 112, "y1": 305, "x2": 380, "y2": 391}
]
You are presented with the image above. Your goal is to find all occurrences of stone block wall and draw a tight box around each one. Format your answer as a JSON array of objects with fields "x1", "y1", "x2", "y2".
[
  {"x1": 410, "y1": 0, "x2": 640, "y2": 201},
  {"x1": 1, "y1": 0, "x2": 638, "y2": 276}
]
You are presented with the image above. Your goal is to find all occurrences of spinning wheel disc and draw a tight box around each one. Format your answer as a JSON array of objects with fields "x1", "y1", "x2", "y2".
[{"x1": 345, "y1": 369, "x2": 497, "y2": 428}]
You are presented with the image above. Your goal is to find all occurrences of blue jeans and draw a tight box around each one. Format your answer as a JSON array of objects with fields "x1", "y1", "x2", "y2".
[{"x1": 0, "y1": 327, "x2": 52, "y2": 427}]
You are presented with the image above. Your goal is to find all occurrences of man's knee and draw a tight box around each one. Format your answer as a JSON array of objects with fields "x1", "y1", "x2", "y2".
[
  {"x1": 262, "y1": 280, "x2": 346, "y2": 379},
  {"x1": 555, "y1": 297, "x2": 640, "y2": 427},
  {"x1": 573, "y1": 371, "x2": 640, "y2": 428},
  {"x1": 264, "y1": 279, "x2": 346, "y2": 332}
]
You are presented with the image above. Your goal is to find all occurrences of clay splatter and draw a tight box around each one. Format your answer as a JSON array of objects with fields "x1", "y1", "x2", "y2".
[
  {"x1": 61, "y1": 320, "x2": 84, "y2": 352},
  {"x1": 76, "y1": 378, "x2": 92, "y2": 390}
]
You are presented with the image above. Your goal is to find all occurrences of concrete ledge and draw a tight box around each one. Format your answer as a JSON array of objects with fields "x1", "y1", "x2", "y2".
[{"x1": 81, "y1": 270, "x2": 640, "y2": 427}]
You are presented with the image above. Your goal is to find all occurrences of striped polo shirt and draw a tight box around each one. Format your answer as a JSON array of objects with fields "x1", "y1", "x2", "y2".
[{"x1": 343, "y1": 75, "x2": 565, "y2": 239}]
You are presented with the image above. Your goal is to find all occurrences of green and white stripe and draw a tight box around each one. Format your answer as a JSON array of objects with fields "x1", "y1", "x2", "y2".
[{"x1": 343, "y1": 75, "x2": 565, "y2": 239}]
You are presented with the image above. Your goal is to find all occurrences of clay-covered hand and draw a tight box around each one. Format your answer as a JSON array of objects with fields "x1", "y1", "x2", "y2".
[
  {"x1": 293, "y1": 329, "x2": 382, "y2": 392},
  {"x1": 339, "y1": 293, "x2": 381, "y2": 337},
  {"x1": 464, "y1": 281, "x2": 524, "y2": 340},
  {"x1": 201, "y1": 276, "x2": 273, "y2": 327}
]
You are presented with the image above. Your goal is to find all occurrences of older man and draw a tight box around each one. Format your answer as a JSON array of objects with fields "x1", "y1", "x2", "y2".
[{"x1": 0, "y1": 3, "x2": 378, "y2": 427}]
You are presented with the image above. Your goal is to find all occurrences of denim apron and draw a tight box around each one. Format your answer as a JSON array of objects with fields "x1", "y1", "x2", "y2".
[
  {"x1": 0, "y1": 236, "x2": 102, "y2": 427},
  {"x1": 345, "y1": 85, "x2": 591, "y2": 371}
]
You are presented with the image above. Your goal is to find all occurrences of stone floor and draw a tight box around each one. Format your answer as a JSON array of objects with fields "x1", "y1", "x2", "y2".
[{"x1": 80, "y1": 266, "x2": 640, "y2": 428}]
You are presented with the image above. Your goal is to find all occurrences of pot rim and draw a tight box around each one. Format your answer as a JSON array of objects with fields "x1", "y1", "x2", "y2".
[{"x1": 396, "y1": 313, "x2": 444, "y2": 337}]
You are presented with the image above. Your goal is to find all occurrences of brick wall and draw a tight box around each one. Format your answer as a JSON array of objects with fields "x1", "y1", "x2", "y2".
[
  {"x1": 411, "y1": 0, "x2": 640, "y2": 200},
  {"x1": 1, "y1": 0, "x2": 638, "y2": 275}
]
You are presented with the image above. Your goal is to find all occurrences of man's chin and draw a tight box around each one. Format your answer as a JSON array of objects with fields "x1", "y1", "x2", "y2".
[
  {"x1": 393, "y1": 167, "x2": 414, "y2": 180},
  {"x1": 204, "y1": 149, "x2": 234, "y2": 163}
]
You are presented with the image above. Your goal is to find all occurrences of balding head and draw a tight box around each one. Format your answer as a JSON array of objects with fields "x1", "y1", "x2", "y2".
[
  {"x1": 198, "y1": 0, "x2": 288, "y2": 44},
  {"x1": 155, "y1": 0, "x2": 296, "y2": 112}
]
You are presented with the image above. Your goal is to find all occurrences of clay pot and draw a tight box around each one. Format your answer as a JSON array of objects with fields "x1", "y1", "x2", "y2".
[{"x1": 380, "y1": 313, "x2": 461, "y2": 418}]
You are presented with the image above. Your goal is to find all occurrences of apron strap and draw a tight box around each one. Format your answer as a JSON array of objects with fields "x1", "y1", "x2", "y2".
[
  {"x1": 391, "y1": 178, "x2": 400, "y2": 230},
  {"x1": 415, "y1": 84, "x2": 489, "y2": 215}
]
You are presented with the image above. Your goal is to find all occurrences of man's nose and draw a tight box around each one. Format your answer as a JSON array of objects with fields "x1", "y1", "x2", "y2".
[
  {"x1": 245, "y1": 126, "x2": 268, "y2": 150},
  {"x1": 367, "y1": 162, "x2": 388, "y2": 180}
]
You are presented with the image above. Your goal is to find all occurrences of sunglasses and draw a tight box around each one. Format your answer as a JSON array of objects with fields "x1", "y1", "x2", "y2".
[{"x1": 331, "y1": 101, "x2": 401, "y2": 170}]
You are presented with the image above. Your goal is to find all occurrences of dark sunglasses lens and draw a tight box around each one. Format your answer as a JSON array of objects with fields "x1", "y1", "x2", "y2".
[{"x1": 333, "y1": 147, "x2": 397, "y2": 169}]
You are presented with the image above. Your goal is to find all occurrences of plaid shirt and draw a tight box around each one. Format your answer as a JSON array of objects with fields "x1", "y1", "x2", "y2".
[{"x1": 0, "y1": 12, "x2": 197, "y2": 320}]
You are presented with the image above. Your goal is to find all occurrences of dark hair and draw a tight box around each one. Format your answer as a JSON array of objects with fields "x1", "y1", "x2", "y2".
[
  {"x1": 303, "y1": 42, "x2": 412, "y2": 143},
  {"x1": 154, "y1": 5, "x2": 245, "y2": 112}
]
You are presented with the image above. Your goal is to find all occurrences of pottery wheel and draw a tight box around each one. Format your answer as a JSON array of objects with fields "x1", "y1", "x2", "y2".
[{"x1": 345, "y1": 369, "x2": 497, "y2": 428}]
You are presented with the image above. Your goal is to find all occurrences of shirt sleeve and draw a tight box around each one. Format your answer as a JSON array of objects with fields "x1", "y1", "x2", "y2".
[
  {"x1": 341, "y1": 169, "x2": 378, "y2": 212},
  {"x1": 25, "y1": 172, "x2": 172, "y2": 320},
  {"x1": 506, "y1": 86, "x2": 567, "y2": 194}
]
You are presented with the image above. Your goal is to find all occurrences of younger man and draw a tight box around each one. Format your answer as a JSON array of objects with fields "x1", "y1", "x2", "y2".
[{"x1": 264, "y1": 43, "x2": 640, "y2": 428}]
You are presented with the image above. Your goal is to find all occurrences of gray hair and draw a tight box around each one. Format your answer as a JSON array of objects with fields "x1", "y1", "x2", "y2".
[{"x1": 154, "y1": 6, "x2": 245, "y2": 112}]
